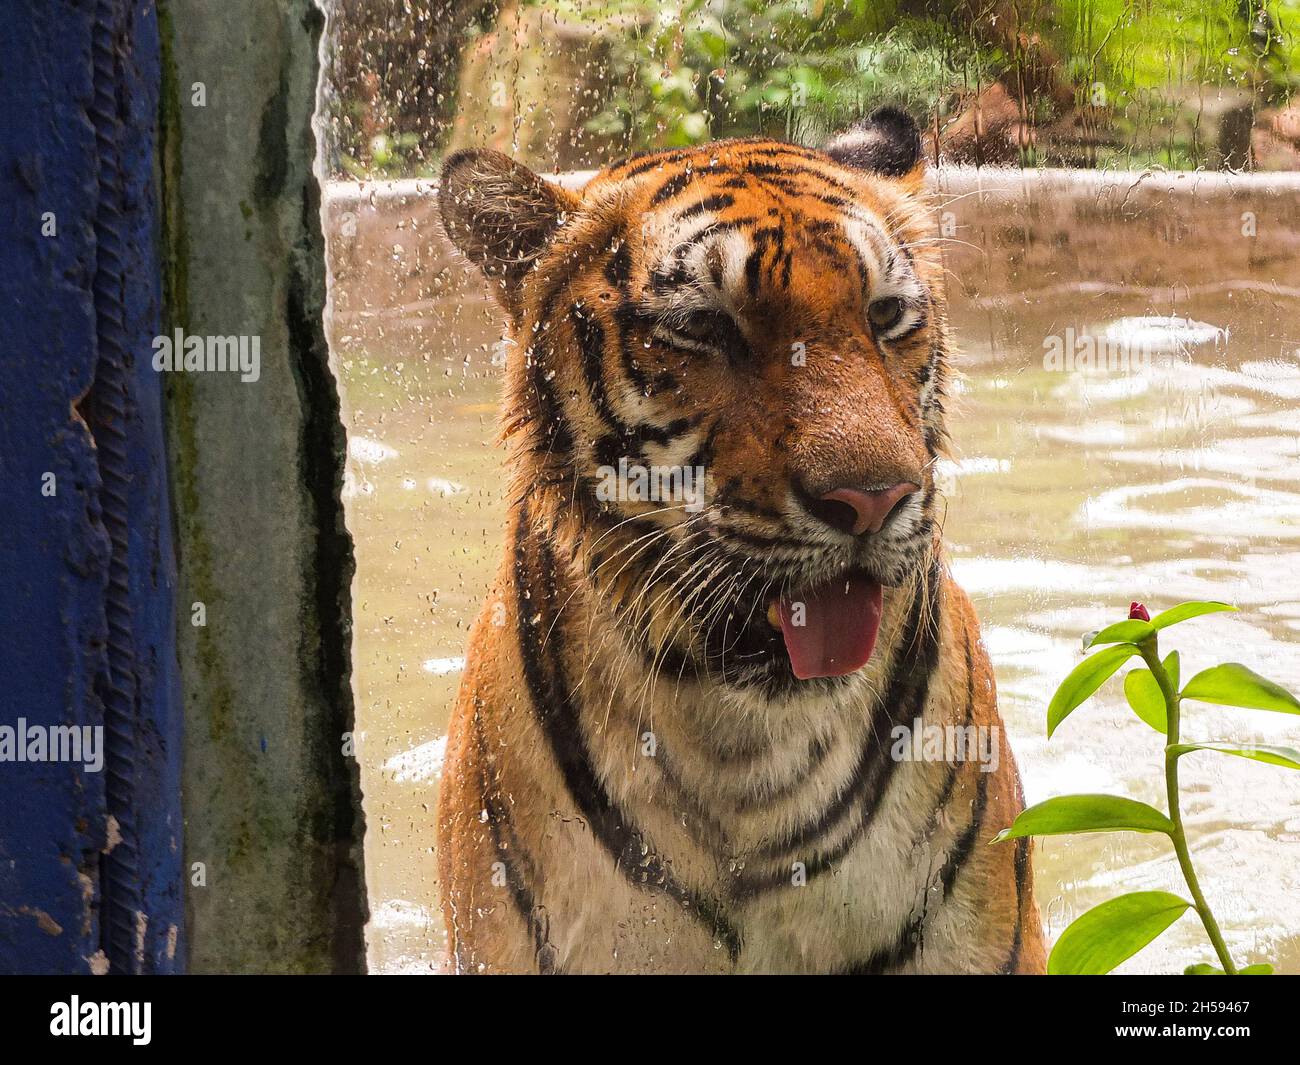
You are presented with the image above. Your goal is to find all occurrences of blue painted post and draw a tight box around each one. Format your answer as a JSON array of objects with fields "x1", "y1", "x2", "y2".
[{"x1": 0, "y1": 0, "x2": 184, "y2": 973}]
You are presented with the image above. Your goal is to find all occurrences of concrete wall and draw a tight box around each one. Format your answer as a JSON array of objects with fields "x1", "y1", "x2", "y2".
[
  {"x1": 934, "y1": 168, "x2": 1300, "y2": 305},
  {"x1": 159, "y1": 0, "x2": 367, "y2": 972}
]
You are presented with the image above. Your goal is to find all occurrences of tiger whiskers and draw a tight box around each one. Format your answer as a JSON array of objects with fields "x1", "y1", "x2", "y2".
[
  {"x1": 607, "y1": 537, "x2": 728, "y2": 728},
  {"x1": 574, "y1": 523, "x2": 719, "y2": 735},
  {"x1": 543, "y1": 514, "x2": 684, "y2": 650},
  {"x1": 620, "y1": 551, "x2": 733, "y2": 766}
]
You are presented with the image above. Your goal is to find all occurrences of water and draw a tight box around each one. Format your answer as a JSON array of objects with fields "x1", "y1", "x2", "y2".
[{"x1": 333, "y1": 203, "x2": 1300, "y2": 976}]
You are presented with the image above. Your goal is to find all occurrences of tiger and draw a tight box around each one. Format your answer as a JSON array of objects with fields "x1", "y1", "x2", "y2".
[{"x1": 434, "y1": 107, "x2": 1046, "y2": 974}]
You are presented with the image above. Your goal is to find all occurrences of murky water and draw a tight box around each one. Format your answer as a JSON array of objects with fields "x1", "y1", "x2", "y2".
[{"x1": 337, "y1": 220, "x2": 1300, "y2": 975}]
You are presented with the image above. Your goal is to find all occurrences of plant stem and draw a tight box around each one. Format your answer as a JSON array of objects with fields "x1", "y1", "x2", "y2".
[{"x1": 1139, "y1": 640, "x2": 1238, "y2": 974}]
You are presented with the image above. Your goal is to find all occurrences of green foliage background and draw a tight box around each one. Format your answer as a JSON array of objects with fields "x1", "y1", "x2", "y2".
[{"x1": 327, "y1": 0, "x2": 1300, "y2": 174}]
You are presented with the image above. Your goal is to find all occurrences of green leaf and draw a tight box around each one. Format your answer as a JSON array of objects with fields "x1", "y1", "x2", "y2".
[
  {"x1": 1182, "y1": 663, "x2": 1300, "y2": 716},
  {"x1": 1150, "y1": 601, "x2": 1237, "y2": 631},
  {"x1": 992, "y1": 794, "x2": 1173, "y2": 843},
  {"x1": 1168, "y1": 742, "x2": 1300, "y2": 771},
  {"x1": 1048, "y1": 645, "x2": 1140, "y2": 737},
  {"x1": 1125, "y1": 651, "x2": 1178, "y2": 732},
  {"x1": 1087, "y1": 619, "x2": 1155, "y2": 648},
  {"x1": 1048, "y1": 892, "x2": 1191, "y2": 975},
  {"x1": 1124, "y1": 668, "x2": 1168, "y2": 733},
  {"x1": 1186, "y1": 961, "x2": 1274, "y2": 975}
]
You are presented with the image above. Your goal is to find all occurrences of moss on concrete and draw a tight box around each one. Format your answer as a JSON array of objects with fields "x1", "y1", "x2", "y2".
[{"x1": 156, "y1": 0, "x2": 367, "y2": 973}]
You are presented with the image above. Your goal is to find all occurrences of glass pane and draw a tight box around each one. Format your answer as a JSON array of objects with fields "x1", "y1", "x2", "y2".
[{"x1": 320, "y1": 0, "x2": 1300, "y2": 975}]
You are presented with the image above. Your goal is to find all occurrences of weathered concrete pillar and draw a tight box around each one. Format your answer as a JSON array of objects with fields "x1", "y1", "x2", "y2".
[{"x1": 158, "y1": 0, "x2": 367, "y2": 972}]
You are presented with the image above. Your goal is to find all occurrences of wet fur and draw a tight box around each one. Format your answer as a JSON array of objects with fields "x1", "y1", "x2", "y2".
[{"x1": 436, "y1": 115, "x2": 1046, "y2": 973}]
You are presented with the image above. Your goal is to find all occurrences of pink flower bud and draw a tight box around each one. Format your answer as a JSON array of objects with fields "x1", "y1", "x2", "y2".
[{"x1": 1129, "y1": 602, "x2": 1150, "y2": 622}]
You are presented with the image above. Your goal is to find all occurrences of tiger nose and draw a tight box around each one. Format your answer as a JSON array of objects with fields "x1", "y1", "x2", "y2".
[{"x1": 813, "y1": 483, "x2": 920, "y2": 536}]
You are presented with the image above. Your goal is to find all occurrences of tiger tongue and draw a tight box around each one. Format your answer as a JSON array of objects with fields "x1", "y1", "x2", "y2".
[{"x1": 776, "y1": 575, "x2": 884, "y2": 681}]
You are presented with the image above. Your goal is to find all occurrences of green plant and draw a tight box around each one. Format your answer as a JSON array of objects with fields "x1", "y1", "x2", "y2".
[
  {"x1": 994, "y1": 600, "x2": 1300, "y2": 975},
  {"x1": 569, "y1": 0, "x2": 1001, "y2": 149}
]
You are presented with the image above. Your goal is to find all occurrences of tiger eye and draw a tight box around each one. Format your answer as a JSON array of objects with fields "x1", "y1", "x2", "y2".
[{"x1": 867, "y1": 297, "x2": 904, "y2": 332}]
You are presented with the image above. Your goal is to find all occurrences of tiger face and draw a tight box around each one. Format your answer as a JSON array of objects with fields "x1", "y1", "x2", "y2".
[{"x1": 440, "y1": 109, "x2": 948, "y2": 698}]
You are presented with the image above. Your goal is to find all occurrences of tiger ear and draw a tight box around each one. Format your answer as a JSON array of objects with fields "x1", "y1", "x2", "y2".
[
  {"x1": 438, "y1": 149, "x2": 580, "y2": 320},
  {"x1": 823, "y1": 107, "x2": 926, "y2": 191}
]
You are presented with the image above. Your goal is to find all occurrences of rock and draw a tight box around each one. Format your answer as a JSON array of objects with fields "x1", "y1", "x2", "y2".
[
  {"x1": 929, "y1": 83, "x2": 1026, "y2": 166},
  {"x1": 1251, "y1": 127, "x2": 1300, "y2": 171},
  {"x1": 443, "y1": 5, "x2": 624, "y2": 172},
  {"x1": 1264, "y1": 102, "x2": 1300, "y2": 144}
]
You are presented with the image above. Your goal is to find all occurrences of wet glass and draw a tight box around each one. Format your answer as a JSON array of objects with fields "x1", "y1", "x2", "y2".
[{"x1": 317, "y1": 0, "x2": 1300, "y2": 973}]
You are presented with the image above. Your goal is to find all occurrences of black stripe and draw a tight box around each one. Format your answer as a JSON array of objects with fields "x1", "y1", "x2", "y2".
[
  {"x1": 513, "y1": 502, "x2": 743, "y2": 961},
  {"x1": 649, "y1": 261, "x2": 691, "y2": 294},
  {"x1": 675, "y1": 193, "x2": 734, "y2": 221},
  {"x1": 572, "y1": 303, "x2": 622, "y2": 432},
  {"x1": 576, "y1": 302, "x2": 698, "y2": 456},
  {"x1": 805, "y1": 218, "x2": 844, "y2": 235},
  {"x1": 604, "y1": 239, "x2": 631, "y2": 287},
  {"x1": 760, "y1": 569, "x2": 938, "y2": 856},
  {"x1": 470, "y1": 710, "x2": 561, "y2": 973},
  {"x1": 661, "y1": 732, "x2": 834, "y2": 831},
  {"x1": 730, "y1": 570, "x2": 942, "y2": 899},
  {"x1": 787, "y1": 188, "x2": 853, "y2": 210},
  {"x1": 649, "y1": 170, "x2": 694, "y2": 206},
  {"x1": 744, "y1": 247, "x2": 763, "y2": 299},
  {"x1": 916, "y1": 350, "x2": 936, "y2": 388},
  {"x1": 746, "y1": 159, "x2": 864, "y2": 200},
  {"x1": 733, "y1": 163, "x2": 855, "y2": 206},
  {"x1": 606, "y1": 138, "x2": 868, "y2": 185},
  {"x1": 521, "y1": 216, "x2": 624, "y2": 473},
  {"x1": 590, "y1": 416, "x2": 699, "y2": 475},
  {"x1": 937, "y1": 767, "x2": 991, "y2": 899},
  {"x1": 999, "y1": 837, "x2": 1031, "y2": 974},
  {"x1": 911, "y1": 624, "x2": 975, "y2": 851},
  {"x1": 730, "y1": 733, "x2": 833, "y2": 811},
  {"x1": 838, "y1": 768, "x2": 991, "y2": 975},
  {"x1": 652, "y1": 746, "x2": 734, "y2": 851},
  {"x1": 835, "y1": 936, "x2": 912, "y2": 975},
  {"x1": 632, "y1": 415, "x2": 697, "y2": 448},
  {"x1": 654, "y1": 218, "x2": 761, "y2": 269},
  {"x1": 598, "y1": 227, "x2": 655, "y2": 397},
  {"x1": 612, "y1": 300, "x2": 651, "y2": 393},
  {"x1": 713, "y1": 487, "x2": 786, "y2": 523},
  {"x1": 525, "y1": 342, "x2": 575, "y2": 463},
  {"x1": 742, "y1": 226, "x2": 784, "y2": 298},
  {"x1": 615, "y1": 150, "x2": 695, "y2": 179},
  {"x1": 732, "y1": 143, "x2": 848, "y2": 165},
  {"x1": 1000, "y1": 765, "x2": 1034, "y2": 975},
  {"x1": 683, "y1": 419, "x2": 718, "y2": 474},
  {"x1": 638, "y1": 632, "x2": 701, "y2": 682},
  {"x1": 715, "y1": 525, "x2": 816, "y2": 552}
]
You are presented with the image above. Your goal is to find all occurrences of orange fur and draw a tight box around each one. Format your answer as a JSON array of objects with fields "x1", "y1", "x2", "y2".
[{"x1": 436, "y1": 133, "x2": 1045, "y2": 973}]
